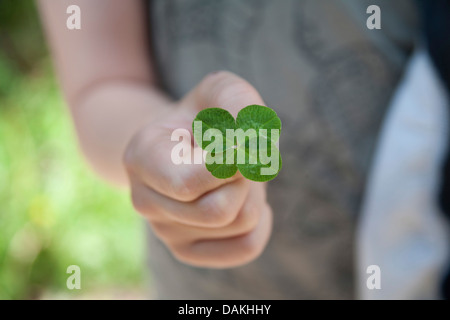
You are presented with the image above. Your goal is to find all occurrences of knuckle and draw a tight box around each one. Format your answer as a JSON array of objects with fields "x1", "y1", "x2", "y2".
[
  {"x1": 169, "y1": 172, "x2": 203, "y2": 201},
  {"x1": 131, "y1": 191, "x2": 146, "y2": 213},
  {"x1": 123, "y1": 137, "x2": 147, "y2": 176},
  {"x1": 239, "y1": 233, "x2": 263, "y2": 259},
  {"x1": 237, "y1": 202, "x2": 260, "y2": 231},
  {"x1": 171, "y1": 245, "x2": 196, "y2": 265},
  {"x1": 131, "y1": 191, "x2": 155, "y2": 217},
  {"x1": 198, "y1": 195, "x2": 234, "y2": 227},
  {"x1": 122, "y1": 145, "x2": 136, "y2": 172},
  {"x1": 151, "y1": 223, "x2": 175, "y2": 242},
  {"x1": 123, "y1": 127, "x2": 156, "y2": 174}
]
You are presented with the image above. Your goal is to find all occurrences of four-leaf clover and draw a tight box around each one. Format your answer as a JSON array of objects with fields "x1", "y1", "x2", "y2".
[{"x1": 192, "y1": 105, "x2": 282, "y2": 182}]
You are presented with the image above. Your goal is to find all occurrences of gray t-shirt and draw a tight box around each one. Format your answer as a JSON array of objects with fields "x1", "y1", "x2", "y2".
[{"x1": 147, "y1": 0, "x2": 419, "y2": 299}]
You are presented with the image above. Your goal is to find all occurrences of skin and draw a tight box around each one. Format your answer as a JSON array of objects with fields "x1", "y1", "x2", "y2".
[{"x1": 38, "y1": 0, "x2": 273, "y2": 268}]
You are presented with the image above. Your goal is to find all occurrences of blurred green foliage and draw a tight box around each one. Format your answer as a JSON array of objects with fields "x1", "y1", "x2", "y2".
[{"x1": 0, "y1": 1, "x2": 146, "y2": 299}]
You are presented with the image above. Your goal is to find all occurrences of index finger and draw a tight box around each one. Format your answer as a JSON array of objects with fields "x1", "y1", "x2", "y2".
[{"x1": 126, "y1": 123, "x2": 242, "y2": 202}]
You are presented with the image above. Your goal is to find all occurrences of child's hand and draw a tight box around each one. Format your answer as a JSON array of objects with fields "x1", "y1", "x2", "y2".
[{"x1": 123, "y1": 72, "x2": 273, "y2": 268}]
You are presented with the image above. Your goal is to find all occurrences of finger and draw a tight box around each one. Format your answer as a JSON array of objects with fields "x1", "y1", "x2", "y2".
[
  {"x1": 131, "y1": 177, "x2": 251, "y2": 228},
  {"x1": 173, "y1": 203, "x2": 273, "y2": 269},
  {"x1": 124, "y1": 123, "x2": 241, "y2": 202},
  {"x1": 151, "y1": 183, "x2": 265, "y2": 242},
  {"x1": 182, "y1": 71, "x2": 266, "y2": 117}
]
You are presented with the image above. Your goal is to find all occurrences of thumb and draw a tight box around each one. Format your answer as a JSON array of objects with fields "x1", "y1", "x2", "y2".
[{"x1": 182, "y1": 71, "x2": 265, "y2": 118}]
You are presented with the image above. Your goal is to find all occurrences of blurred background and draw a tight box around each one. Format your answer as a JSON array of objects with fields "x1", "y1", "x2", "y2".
[{"x1": 0, "y1": 0, "x2": 148, "y2": 299}]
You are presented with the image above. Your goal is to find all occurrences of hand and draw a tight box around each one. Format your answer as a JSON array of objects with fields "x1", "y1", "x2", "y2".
[{"x1": 123, "y1": 71, "x2": 273, "y2": 268}]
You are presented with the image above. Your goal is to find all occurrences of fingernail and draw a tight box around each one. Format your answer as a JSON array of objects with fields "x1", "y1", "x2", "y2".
[{"x1": 207, "y1": 70, "x2": 222, "y2": 78}]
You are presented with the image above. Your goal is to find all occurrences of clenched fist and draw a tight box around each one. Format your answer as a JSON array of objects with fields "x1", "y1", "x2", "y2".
[{"x1": 123, "y1": 72, "x2": 273, "y2": 268}]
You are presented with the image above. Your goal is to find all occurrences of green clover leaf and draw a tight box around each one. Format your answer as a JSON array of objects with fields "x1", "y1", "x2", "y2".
[{"x1": 192, "y1": 105, "x2": 282, "y2": 182}]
